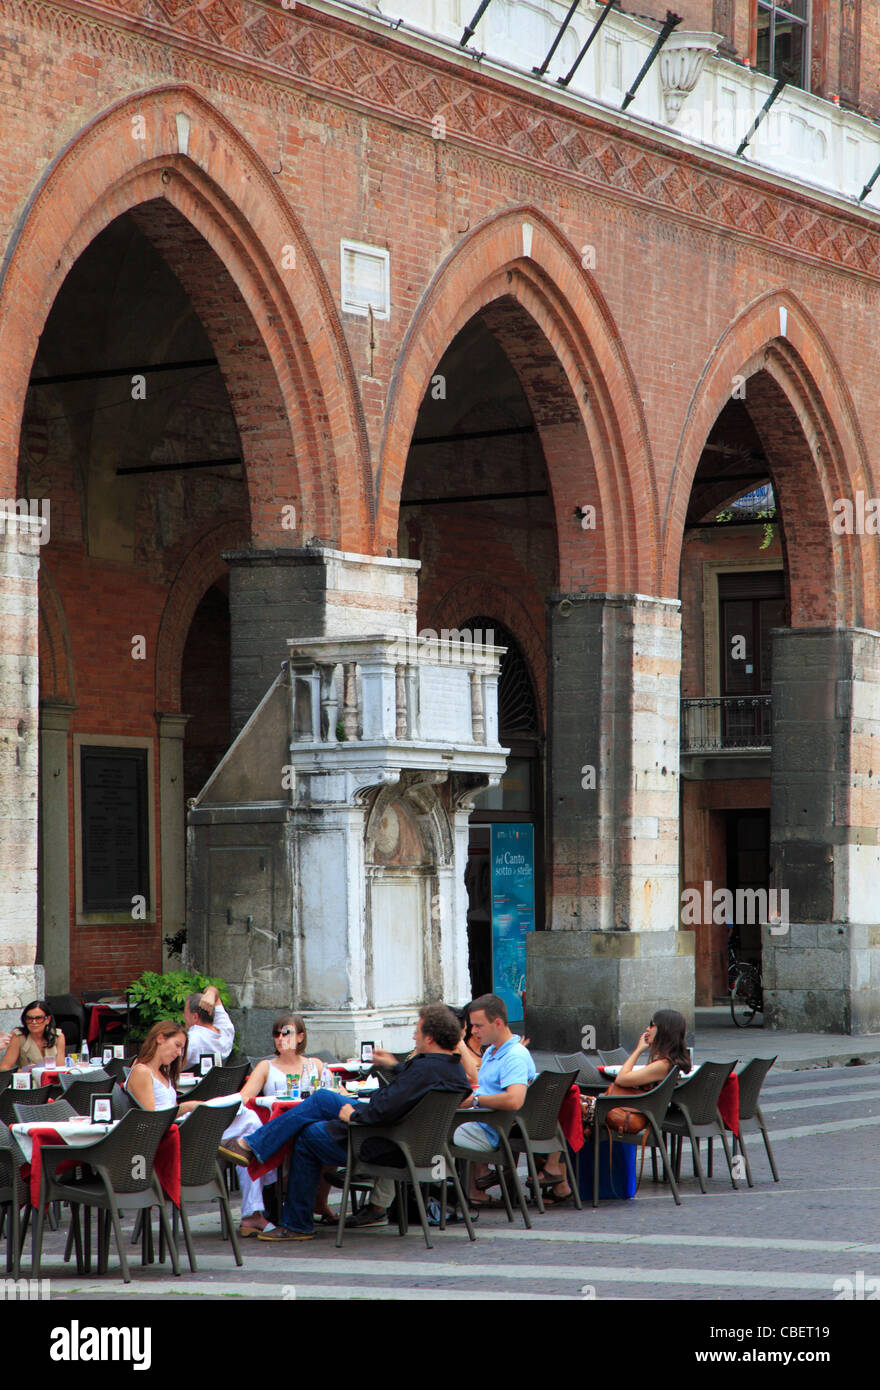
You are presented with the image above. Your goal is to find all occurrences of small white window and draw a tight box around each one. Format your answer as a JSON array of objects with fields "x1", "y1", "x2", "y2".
[{"x1": 340, "y1": 240, "x2": 390, "y2": 319}]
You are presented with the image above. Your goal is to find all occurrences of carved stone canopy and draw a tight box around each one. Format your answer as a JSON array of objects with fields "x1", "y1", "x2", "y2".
[{"x1": 659, "y1": 32, "x2": 723, "y2": 124}]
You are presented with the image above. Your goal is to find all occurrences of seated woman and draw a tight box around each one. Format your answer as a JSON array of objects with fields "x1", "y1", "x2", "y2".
[
  {"x1": 124, "y1": 1020, "x2": 208, "y2": 1117},
  {"x1": 581, "y1": 1008, "x2": 691, "y2": 1138},
  {"x1": 239, "y1": 1014, "x2": 334, "y2": 1226},
  {"x1": 0, "y1": 1000, "x2": 66, "y2": 1071},
  {"x1": 127, "y1": 1020, "x2": 275, "y2": 1235},
  {"x1": 240, "y1": 1014, "x2": 324, "y2": 1100}
]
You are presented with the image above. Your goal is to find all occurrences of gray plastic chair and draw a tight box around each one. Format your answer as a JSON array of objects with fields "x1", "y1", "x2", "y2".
[
  {"x1": 554, "y1": 1052, "x2": 607, "y2": 1093},
  {"x1": 597, "y1": 1048, "x2": 631, "y2": 1066},
  {"x1": 180, "y1": 1062, "x2": 248, "y2": 1102},
  {"x1": 336, "y1": 1089, "x2": 474, "y2": 1249},
  {"x1": 0, "y1": 1086, "x2": 52, "y2": 1125},
  {"x1": 661, "y1": 1060, "x2": 738, "y2": 1192},
  {"x1": 448, "y1": 1105, "x2": 532, "y2": 1230},
  {"x1": 0, "y1": 1125, "x2": 27, "y2": 1277},
  {"x1": 34, "y1": 1107, "x2": 179, "y2": 1282},
  {"x1": 13, "y1": 1098, "x2": 76, "y2": 1125},
  {"x1": 734, "y1": 1057, "x2": 780, "y2": 1184},
  {"x1": 507, "y1": 1070, "x2": 583, "y2": 1212},
  {"x1": 60, "y1": 1076, "x2": 114, "y2": 1115},
  {"x1": 160, "y1": 1099, "x2": 243, "y2": 1272},
  {"x1": 591, "y1": 1067, "x2": 681, "y2": 1207}
]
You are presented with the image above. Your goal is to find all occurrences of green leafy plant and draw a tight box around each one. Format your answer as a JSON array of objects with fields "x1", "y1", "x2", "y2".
[{"x1": 127, "y1": 969, "x2": 233, "y2": 1042}]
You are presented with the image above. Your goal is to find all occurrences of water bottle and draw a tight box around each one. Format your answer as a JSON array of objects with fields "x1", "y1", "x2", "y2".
[
  {"x1": 80, "y1": 1043, "x2": 89, "y2": 1066},
  {"x1": 321, "y1": 1065, "x2": 332, "y2": 1091},
  {"x1": 290, "y1": 1072, "x2": 301, "y2": 1101}
]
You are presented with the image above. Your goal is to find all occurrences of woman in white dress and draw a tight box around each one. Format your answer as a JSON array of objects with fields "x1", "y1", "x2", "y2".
[
  {"x1": 125, "y1": 1021, "x2": 207, "y2": 1116},
  {"x1": 126, "y1": 1020, "x2": 274, "y2": 1236}
]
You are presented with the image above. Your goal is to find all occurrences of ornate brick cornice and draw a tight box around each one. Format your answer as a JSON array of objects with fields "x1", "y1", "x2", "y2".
[{"x1": 12, "y1": 0, "x2": 880, "y2": 280}]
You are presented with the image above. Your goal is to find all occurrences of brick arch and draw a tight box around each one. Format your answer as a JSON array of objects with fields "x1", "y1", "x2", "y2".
[
  {"x1": 0, "y1": 84, "x2": 372, "y2": 551},
  {"x1": 38, "y1": 565, "x2": 75, "y2": 705},
  {"x1": 155, "y1": 520, "x2": 245, "y2": 714},
  {"x1": 426, "y1": 578, "x2": 546, "y2": 730},
  {"x1": 377, "y1": 207, "x2": 654, "y2": 591},
  {"x1": 663, "y1": 291, "x2": 872, "y2": 627}
]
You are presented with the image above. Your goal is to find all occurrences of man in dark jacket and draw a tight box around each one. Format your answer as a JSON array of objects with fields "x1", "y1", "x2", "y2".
[{"x1": 220, "y1": 1002, "x2": 468, "y2": 1240}]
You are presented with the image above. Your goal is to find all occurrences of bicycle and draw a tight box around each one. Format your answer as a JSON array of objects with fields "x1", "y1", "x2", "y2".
[{"x1": 728, "y1": 940, "x2": 764, "y2": 1027}]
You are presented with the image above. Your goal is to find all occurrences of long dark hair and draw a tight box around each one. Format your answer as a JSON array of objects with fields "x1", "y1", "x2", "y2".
[
  {"x1": 649, "y1": 1009, "x2": 691, "y2": 1074},
  {"x1": 19, "y1": 1000, "x2": 57, "y2": 1049}
]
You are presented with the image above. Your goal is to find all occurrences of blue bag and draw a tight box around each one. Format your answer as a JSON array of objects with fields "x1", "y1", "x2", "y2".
[{"x1": 571, "y1": 1138, "x2": 637, "y2": 1200}]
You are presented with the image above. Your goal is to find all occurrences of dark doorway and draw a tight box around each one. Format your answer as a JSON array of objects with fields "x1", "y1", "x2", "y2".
[{"x1": 725, "y1": 808, "x2": 770, "y2": 965}]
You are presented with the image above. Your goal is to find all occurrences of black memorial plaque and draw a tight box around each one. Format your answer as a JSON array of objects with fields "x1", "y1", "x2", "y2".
[{"x1": 81, "y1": 746, "x2": 149, "y2": 912}]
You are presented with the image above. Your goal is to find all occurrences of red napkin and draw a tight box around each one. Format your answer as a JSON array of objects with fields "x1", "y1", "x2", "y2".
[
  {"x1": 23, "y1": 1129, "x2": 78, "y2": 1209},
  {"x1": 153, "y1": 1125, "x2": 181, "y2": 1207},
  {"x1": 558, "y1": 1083, "x2": 584, "y2": 1153},
  {"x1": 40, "y1": 1071, "x2": 61, "y2": 1086},
  {"x1": 718, "y1": 1073, "x2": 740, "y2": 1137}
]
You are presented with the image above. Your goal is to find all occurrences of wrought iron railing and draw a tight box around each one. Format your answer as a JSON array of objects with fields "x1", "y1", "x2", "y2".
[{"x1": 681, "y1": 696, "x2": 772, "y2": 752}]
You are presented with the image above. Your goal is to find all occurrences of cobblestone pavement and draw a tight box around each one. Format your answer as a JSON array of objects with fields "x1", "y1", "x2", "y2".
[{"x1": 13, "y1": 1061, "x2": 880, "y2": 1305}]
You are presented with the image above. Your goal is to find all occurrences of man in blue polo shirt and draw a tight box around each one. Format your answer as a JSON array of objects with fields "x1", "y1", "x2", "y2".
[{"x1": 455, "y1": 993, "x2": 535, "y2": 1162}]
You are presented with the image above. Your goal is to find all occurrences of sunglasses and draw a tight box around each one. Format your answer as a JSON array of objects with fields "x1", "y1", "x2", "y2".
[
  {"x1": 25, "y1": 1014, "x2": 48, "y2": 1023},
  {"x1": 273, "y1": 1028, "x2": 296, "y2": 1038}
]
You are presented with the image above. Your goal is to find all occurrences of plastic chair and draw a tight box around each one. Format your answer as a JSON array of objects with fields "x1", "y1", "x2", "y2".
[
  {"x1": 336, "y1": 1089, "x2": 474, "y2": 1250},
  {"x1": 13, "y1": 1098, "x2": 76, "y2": 1125},
  {"x1": 0, "y1": 1125, "x2": 27, "y2": 1277},
  {"x1": 507, "y1": 1070, "x2": 583, "y2": 1212},
  {"x1": 59, "y1": 1076, "x2": 114, "y2": 1116},
  {"x1": 0, "y1": 1086, "x2": 52, "y2": 1126},
  {"x1": 33, "y1": 1107, "x2": 180, "y2": 1283},
  {"x1": 661, "y1": 1061, "x2": 738, "y2": 1192},
  {"x1": 554, "y1": 1052, "x2": 607, "y2": 1093},
  {"x1": 180, "y1": 1063, "x2": 248, "y2": 1102},
  {"x1": 448, "y1": 1105, "x2": 533, "y2": 1230},
  {"x1": 734, "y1": 1057, "x2": 780, "y2": 1184},
  {"x1": 0, "y1": 1074, "x2": 13, "y2": 1098},
  {"x1": 110, "y1": 1084, "x2": 135, "y2": 1119},
  {"x1": 590, "y1": 1068, "x2": 681, "y2": 1207},
  {"x1": 46, "y1": 995, "x2": 86, "y2": 1052},
  {"x1": 160, "y1": 1100, "x2": 243, "y2": 1273},
  {"x1": 597, "y1": 1047, "x2": 632, "y2": 1066}
]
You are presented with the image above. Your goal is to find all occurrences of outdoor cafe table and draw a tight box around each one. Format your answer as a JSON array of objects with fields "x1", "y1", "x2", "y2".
[
  {"x1": 29, "y1": 1063, "x2": 109, "y2": 1088},
  {"x1": 12, "y1": 1118, "x2": 183, "y2": 1210}
]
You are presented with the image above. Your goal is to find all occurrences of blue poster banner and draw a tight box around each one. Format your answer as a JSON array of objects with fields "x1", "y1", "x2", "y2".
[{"x1": 490, "y1": 823, "x2": 535, "y2": 1021}]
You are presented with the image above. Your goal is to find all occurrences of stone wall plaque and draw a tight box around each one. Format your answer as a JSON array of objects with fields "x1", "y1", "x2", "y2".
[{"x1": 417, "y1": 666, "x2": 471, "y2": 742}]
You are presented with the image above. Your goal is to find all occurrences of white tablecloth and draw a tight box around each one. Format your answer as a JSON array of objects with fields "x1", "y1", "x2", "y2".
[{"x1": 11, "y1": 1119, "x2": 116, "y2": 1164}]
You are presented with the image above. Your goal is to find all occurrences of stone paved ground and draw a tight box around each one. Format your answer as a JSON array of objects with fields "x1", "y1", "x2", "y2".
[{"x1": 14, "y1": 1061, "x2": 880, "y2": 1309}]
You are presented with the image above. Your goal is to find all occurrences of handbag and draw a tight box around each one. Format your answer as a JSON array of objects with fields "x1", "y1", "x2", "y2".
[{"x1": 602, "y1": 1080, "x2": 649, "y2": 1136}]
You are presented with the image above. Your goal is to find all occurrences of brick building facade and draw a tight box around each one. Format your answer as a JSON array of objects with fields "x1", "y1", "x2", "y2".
[{"x1": 2, "y1": 0, "x2": 880, "y2": 1043}]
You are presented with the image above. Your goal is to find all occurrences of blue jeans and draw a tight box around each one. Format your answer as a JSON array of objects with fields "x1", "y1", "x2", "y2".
[
  {"x1": 245, "y1": 1089, "x2": 365, "y2": 1166},
  {"x1": 280, "y1": 1122, "x2": 350, "y2": 1233}
]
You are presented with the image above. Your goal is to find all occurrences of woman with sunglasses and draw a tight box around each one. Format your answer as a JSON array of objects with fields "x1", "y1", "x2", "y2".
[
  {"x1": 0, "y1": 1000, "x2": 65, "y2": 1070},
  {"x1": 238, "y1": 1014, "x2": 335, "y2": 1227},
  {"x1": 240, "y1": 1014, "x2": 325, "y2": 1102},
  {"x1": 611, "y1": 1011, "x2": 691, "y2": 1090},
  {"x1": 581, "y1": 1009, "x2": 692, "y2": 1142}
]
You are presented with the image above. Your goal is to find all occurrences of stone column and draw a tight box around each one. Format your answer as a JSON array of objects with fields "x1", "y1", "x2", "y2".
[
  {"x1": 225, "y1": 547, "x2": 419, "y2": 735},
  {"x1": 764, "y1": 627, "x2": 880, "y2": 1033},
  {"x1": 526, "y1": 593, "x2": 694, "y2": 1050},
  {"x1": 39, "y1": 701, "x2": 76, "y2": 993},
  {"x1": 0, "y1": 526, "x2": 41, "y2": 1014},
  {"x1": 158, "y1": 714, "x2": 189, "y2": 970}
]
